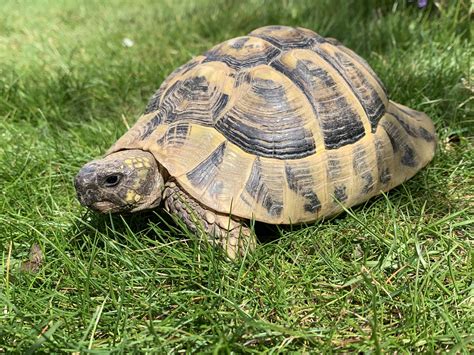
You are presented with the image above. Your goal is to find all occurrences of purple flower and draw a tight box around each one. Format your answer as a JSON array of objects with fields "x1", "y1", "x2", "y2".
[{"x1": 418, "y1": 0, "x2": 428, "y2": 8}]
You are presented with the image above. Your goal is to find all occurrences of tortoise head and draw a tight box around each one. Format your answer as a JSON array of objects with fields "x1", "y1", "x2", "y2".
[{"x1": 74, "y1": 150, "x2": 165, "y2": 213}]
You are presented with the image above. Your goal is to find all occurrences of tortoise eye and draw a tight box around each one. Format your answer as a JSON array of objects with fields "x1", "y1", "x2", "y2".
[{"x1": 103, "y1": 174, "x2": 121, "y2": 187}]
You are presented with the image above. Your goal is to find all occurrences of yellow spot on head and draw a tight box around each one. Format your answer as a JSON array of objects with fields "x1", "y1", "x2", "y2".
[
  {"x1": 138, "y1": 168, "x2": 148, "y2": 179},
  {"x1": 125, "y1": 157, "x2": 153, "y2": 170},
  {"x1": 125, "y1": 190, "x2": 136, "y2": 202},
  {"x1": 134, "y1": 194, "x2": 141, "y2": 202}
]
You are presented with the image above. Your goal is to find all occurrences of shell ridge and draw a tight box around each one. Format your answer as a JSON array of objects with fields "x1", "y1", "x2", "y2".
[
  {"x1": 203, "y1": 36, "x2": 282, "y2": 70},
  {"x1": 270, "y1": 54, "x2": 368, "y2": 150},
  {"x1": 336, "y1": 45, "x2": 388, "y2": 97},
  {"x1": 329, "y1": 48, "x2": 387, "y2": 129},
  {"x1": 309, "y1": 46, "x2": 376, "y2": 130},
  {"x1": 248, "y1": 26, "x2": 319, "y2": 50}
]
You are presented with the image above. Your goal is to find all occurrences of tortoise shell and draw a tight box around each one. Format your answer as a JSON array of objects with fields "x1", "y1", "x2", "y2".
[{"x1": 108, "y1": 26, "x2": 436, "y2": 224}]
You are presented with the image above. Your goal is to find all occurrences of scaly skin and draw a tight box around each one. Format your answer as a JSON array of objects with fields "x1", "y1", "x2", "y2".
[{"x1": 163, "y1": 180, "x2": 256, "y2": 259}]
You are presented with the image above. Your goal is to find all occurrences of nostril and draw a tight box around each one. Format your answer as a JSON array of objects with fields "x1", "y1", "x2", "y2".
[{"x1": 103, "y1": 174, "x2": 121, "y2": 187}]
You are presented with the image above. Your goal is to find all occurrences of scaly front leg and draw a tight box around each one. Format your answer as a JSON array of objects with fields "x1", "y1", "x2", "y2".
[{"x1": 163, "y1": 181, "x2": 256, "y2": 259}]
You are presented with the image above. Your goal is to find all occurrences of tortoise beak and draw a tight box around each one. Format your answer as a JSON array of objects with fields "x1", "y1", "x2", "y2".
[
  {"x1": 74, "y1": 164, "x2": 100, "y2": 209},
  {"x1": 75, "y1": 164, "x2": 121, "y2": 213}
]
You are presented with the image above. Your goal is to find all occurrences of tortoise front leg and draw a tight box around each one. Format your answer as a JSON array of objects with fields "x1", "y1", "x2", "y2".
[{"x1": 163, "y1": 181, "x2": 256, "y2": 259}]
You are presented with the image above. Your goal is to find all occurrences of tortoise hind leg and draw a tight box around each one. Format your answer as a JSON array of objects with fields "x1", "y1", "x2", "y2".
[{"x1": 163, "y1": 181, "x2": 256, "y2": 259}]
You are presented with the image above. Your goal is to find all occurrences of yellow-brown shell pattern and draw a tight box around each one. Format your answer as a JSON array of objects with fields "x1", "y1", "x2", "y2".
[{"x1": 108, "y1": 26, "x2": 436, "y2": 224}]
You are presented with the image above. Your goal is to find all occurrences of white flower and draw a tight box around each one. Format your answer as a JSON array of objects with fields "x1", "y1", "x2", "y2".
[{"x1": 122, "y1": 38, "x2": 134, "y2": 48}]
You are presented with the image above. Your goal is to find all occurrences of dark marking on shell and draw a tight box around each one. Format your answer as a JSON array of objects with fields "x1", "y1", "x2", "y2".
[
  {"x1": 320, "y1": 109, "x2": 366, "y2": 149},
  {"x1": 141, "y1": 113, "x2": 163, "y2": 140},
  {"x1": 396, "y1": 105, "x2": 425, "y2": 122},
  {"x1": 388, "y1": 111, "x2": 420, "y2": 138},
  {"x1": 159, "y1": 123, "x2": 189, "y2": 146},
  {"x1": 353, "y1": 146, "x2": 374, "y2": 194},
  {"x1": 272, "y1": 59, "x2": 366, "y2": 149},
  {"x1": 360, "y1": 172, "x2": 374, "y2": 194},
  {"x1": 327, "y1": 157, "x2": 342, "y2": 180},
  {"x1": 175, "y1": 123, "x2": 189, "y2": 136},
  {"x1": 401, "y1": 145, "x2": 417, "y2": 168},
  {"x1": 204, "y1": 43, "x2": 280, "y2": 70},
  {"x1": 186, "y1": 142, "x2": 226, "y2": 189},
  {"x1": 307, "y1": 47, "x2": 383, "y2": 130},
  {"x1": 390, "y1": 108, "x2": 437, "y2": 150},
  {"x1": 245, "y1": 158, "x2": 283, "y2": 217},
  {"x1": 379, "y1": 167, "x2": 391, "y2": 184},
  {"x1": 231, "y1": 37, "x2": 249, "y2": 49},
  {"x1": 252, "y1": 78, "x2": 286, "y2": 103},
  {"x1": 381, "y1": 121, "x2": 418, "y2": 168},
  {"x1": 206, "y1": 179, "x2": 225, "y2": 200},
  {"x1": 212, "y1": 93, "x2": 229, "y2": 119},
  {"x1": 215, "y1": 115, "x2": 316, "y2": 160},
  {"x1": 419, "y1": 127, "x2": 435, "y2": 142},
  {"x1": 324, "y1": 37, "x2": 341, "y2": 46},
  {"x1": 144, "y1": 59, "x2": 203, "y2": 114},
  {"x1": 239, "y1": 193, "x2": 253, "y2": 208},
  {"x1": 352, "y1": 146, "x2": 367, "y2": 174},
  {"x1": 304, "y1": 191, "x2": 321, "y2": 213},
  {"x1": 141, "y1": 80, "x2": 184, "y2": 139},
  {"x1": 166, "y1": 74, "x2": 223, "y2": 125},
  {"x1": 263, "y1": 195, "x2": 283, "y2": 217},
  {"x1": 233, "y1": 71, "x2": 252, "y2": 88},
  {"x1": 382, "y1": 121, "x2": 400, "y2": 153},
  {"x1": 253, "y1": 25, "x2": 284, "y2": 33},
  {"x1": 333, "y1": 185, "x2": 348, "y2": 202},
  {"x1": 215, "y1": 77, "x2": 316, "y2": 159},
  {"x1": 245, "y1": 158, "x2": 261, "y2": 197},
  {"x1": 181, "y1": 76, "x2": 208, "y2": 99},
  {"x1": 285, "y1": 164, "x2": 298, "y2": 192},
  {"x1": 334, "y1": 46, "x2": 388, "y2": 98},
  {"x1": 144, "y1": 93, "x2": 163, "y2": 116},
  {"x1": 285, "y1": 163, "x2": 321, "y2": 214},
  {"x1": 146, "y1": 74, "x2": 228, "y2": 131},
  {"x1": 332, "y1": 51, "x2": 385, "y2": 131},
  {"x1": 270, "y1": 60, "x2": 315, "y2": 110},
  {"x1": 375, "y1": 139, "x2": 391, "y2": 185}
]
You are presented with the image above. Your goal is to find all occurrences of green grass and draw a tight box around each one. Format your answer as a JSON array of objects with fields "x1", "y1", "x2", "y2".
[{"x1": 1, "y1": 0, "x2": 472, "y2": 352}]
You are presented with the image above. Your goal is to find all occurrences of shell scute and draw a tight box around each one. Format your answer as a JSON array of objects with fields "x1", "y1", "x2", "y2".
[
  {"x1": 144, "y1": 56, "x2": 206, "y2": 115},
  {"x1": 312, "y1": 42, "x2": 388, "y2": 130},
  {"x1": 284, "y1": 162, "x2": 322, "y2": 214},
  {"x1": 273, "y1": 49, "x2": 368, "y2": 149},
  {"x1": 214, "y1": 65, "x2": 318, "y2": 159},
  {"x1": 140, "y1": 61, "x2": 235, "y2": 142},
  {"x1": 244, "y1": 157, "x2": 284, "y2": 218}
]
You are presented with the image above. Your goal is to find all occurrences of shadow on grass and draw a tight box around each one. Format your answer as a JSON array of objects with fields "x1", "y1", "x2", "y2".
[{"x1": 70, "y1": 207, "x2": 283, "y2": 250}]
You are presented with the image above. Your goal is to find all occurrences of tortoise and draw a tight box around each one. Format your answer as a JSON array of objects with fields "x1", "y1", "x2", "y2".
[{"x1": 75, "y1": 26, "x2": 436, "y2": 258}]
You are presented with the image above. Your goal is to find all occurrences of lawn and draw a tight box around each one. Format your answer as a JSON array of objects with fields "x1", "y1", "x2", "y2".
[{"x1": 0, "y1": 0, "x2": 472, "y2": 352}]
